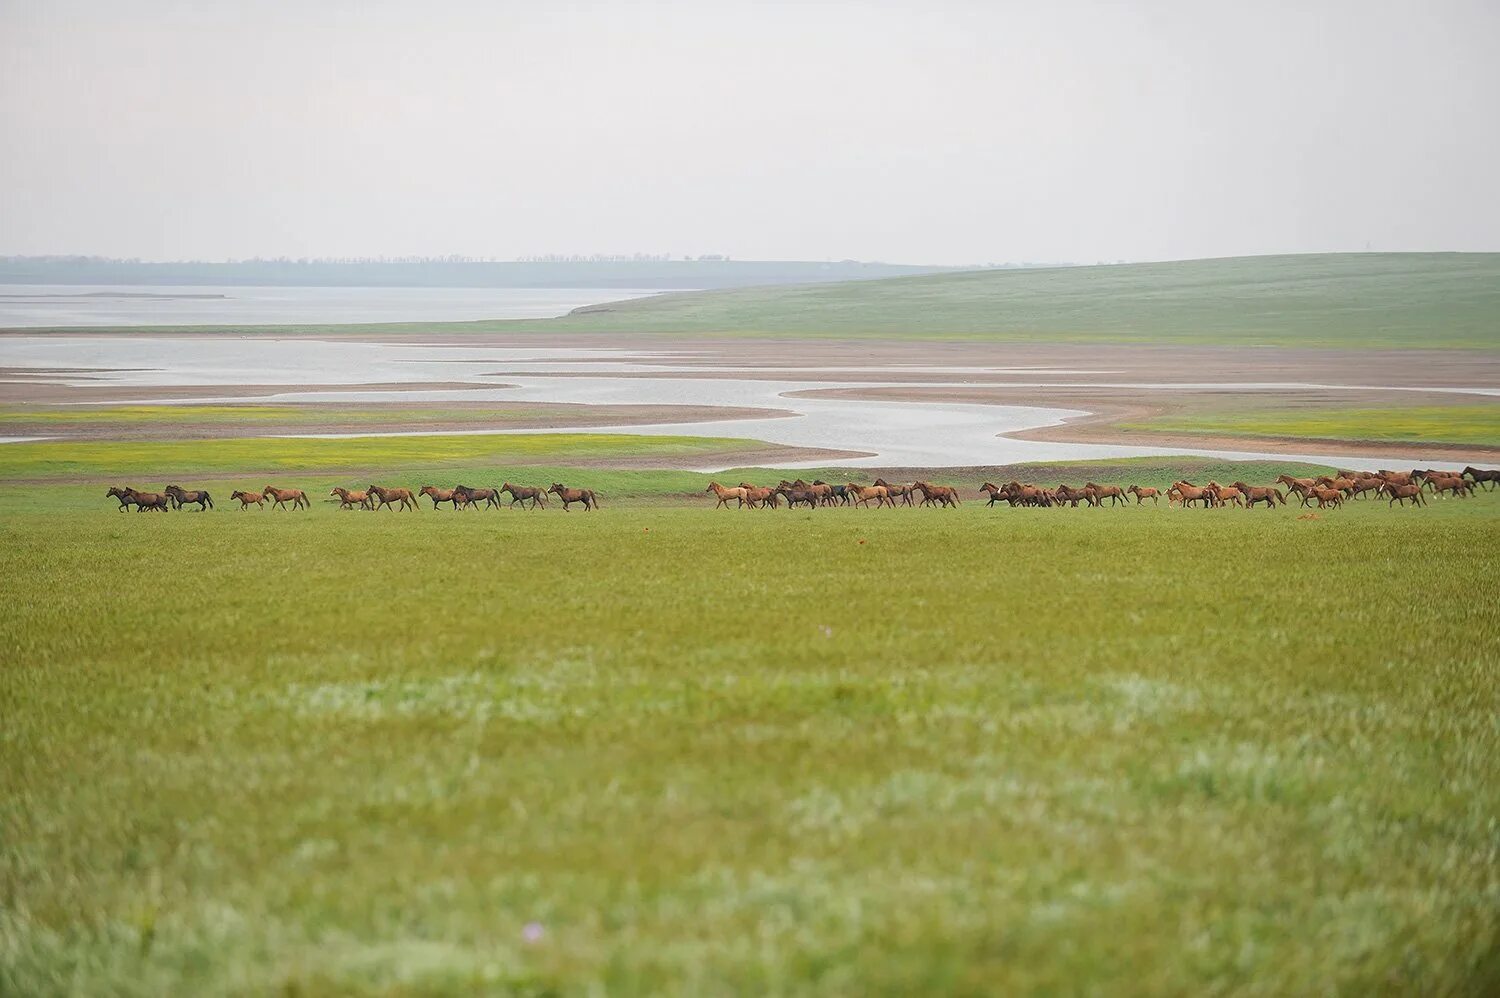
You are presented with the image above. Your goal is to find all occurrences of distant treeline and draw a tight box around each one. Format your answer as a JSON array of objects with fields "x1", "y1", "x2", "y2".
[{"x1": 0, "y1": 255, "x2": 1011, "y2": 290}]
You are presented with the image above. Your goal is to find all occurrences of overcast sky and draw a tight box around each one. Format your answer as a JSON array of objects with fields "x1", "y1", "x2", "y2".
[{"x1": 1, "y1": 0, "x2": 1496, "y2": 265}]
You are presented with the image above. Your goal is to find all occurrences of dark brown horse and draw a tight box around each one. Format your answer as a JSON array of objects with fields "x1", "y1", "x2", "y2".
[
  {"x1": 368, "y1": 484, "x2": 418, "y2": 511},
  {"x1": 262, "y1": 485, "x2": 309, "y2": 511},
  {"x1": 738, "y1": 483, "x2": 780, "y2": 509},
  {"x1": 454, "y1": 485, "x2": 501, "y2": 509},
  {"x1": 913, "y1": 481, "x2": 960, "y2": 508},
  {"x1": 775, "y1": 484, "x2": 819, "y2": 509},
  {"x1": 1462, "y1": 466, "x2": 1498, "y2": 490},
  {"x1": 109, "y1": 486, "x2": 170, "y2": 512},
  {"x1": 165, "y1": 484, "x2": 213, "y2": 510},
  {"x1": 1233, "y1": 482, "x2": 1284, "y2": 508},
  {"x1": 549, "y1": 483, "x2": 599, "y2": 511},
  {"x1": 229, "y1": 489, "x2": 267, "y2": 510},
  {"x1": 106, "y1": 486, "x2": 138, "y2": 510},
  {"x1": 500, "y1": 483, "x2": 547, "y2": 509}
]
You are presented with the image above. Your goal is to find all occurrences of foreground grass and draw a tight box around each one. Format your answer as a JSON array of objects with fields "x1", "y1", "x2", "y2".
[
  {"x1": 2, "y1": 496, "x2": 1497, "y2": 994},
  {"x1": 1127, "y1": 404, "x2": 1500, "y2": 449},
  {"x1": 0, "y1": 432, "x2": 773, "y2": 481}
]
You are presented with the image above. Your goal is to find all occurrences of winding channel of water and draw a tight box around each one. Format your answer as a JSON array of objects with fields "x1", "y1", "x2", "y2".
[{"x1": 1, "y1": 336, "x2": 1493, "y2": 471}]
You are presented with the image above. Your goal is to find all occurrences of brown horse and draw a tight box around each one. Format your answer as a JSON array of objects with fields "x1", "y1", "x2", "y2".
[
  {"x1": 229, "y1": 489, "x2": 267, "y2": 510},
  {"x1": 845, "y1": 483, "x2": 893, "y2": 508},
  {"x1": 1233, "y1": 482, "x2": 1284, "y2": 508},
  {"x1": 913, "y1": 481, "x2": 960, "y2": 508},
  {"x1": 1378, "y1": 470, "x2": 1417, "y2": 486},
  {"x1": 500, "y1": 482, "x2": 547, "y2": 509},
  {"x1": 706, "y1": 482, "x2": 751, "y2": 508},
  {"x1": 549, "y1": 483, "x2": 599, "y2": 511},
  {"x1": 874, "y1": 478, "x2": 916, "y2": 507},
  {"x1": 1384, "y1": 482, "x2": 1427, "y2": 507},
  {"x1": 1054, "y1": 484, "x2": 1095, "y2": 508},
  {"x1": 106, "y1": 486, "x2": 139, "y2": 510},
  {"x1": 419, "y1": 485, "x2": 468, "y2": 510},
  {"x1": 1205, "y1": 482, "x2": 1244, "y2": 508},
  {"x1": 262, "y1": 485, "x2": 309, "y2": 511},
  {"x1": 368, "y1": 484, "x2": 418, "y2": 511},
  {"x1": 1126, "y1": 485, "x2": 1160, "y2": 505},
  {"x1": 739, "y1": 484, "x2": 780, "y2": 508},
  {"x1": 330, "y1": 487, "x2": 374, "y2": 511},
  {"x1": 1168, "y1": 482, "x2": 1215, "y2": 508},
  {"x1": 1276, "y1": 474, "x2": 1318, "y2": 494},
  {"x1": 1425, "y1": 474, "x2": 1474, "y2": 499},
  {"x1": 1311, "y1": 486, "x2": 1345, "y2": 509},
  {"x1": 165, "y1": 484, "x2": 213, "y2": 510},
  {"x1": 1462, "y1": 466, "x2": 1498, "y2": 490},
  {"x1": 109, "y1": 486, "x2": 170, "y2": 512},
  {"x1": 454, "y1": 485, "x2": 501, "y2": 510},
  {"x1": 1347, "y1": 478, "x2": 1384, "y2": 500},
  {"x1": 775, "y1": 484, "x2": 819, "y2": 509},
  {"x1": 1085, "y1": 482, "x2": 1127, "y2": 507}
]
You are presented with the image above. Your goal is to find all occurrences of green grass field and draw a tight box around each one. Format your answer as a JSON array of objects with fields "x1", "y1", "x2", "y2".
[
  {"x1": 1125, "y1": 404, "x2": 1500, "y2": 449},
  {"x1": 15, "y1": 253, "x2": 1499, "y2": 349},
  {"x1": 3, "y1": 475, "x2": 1498, "y2": 994}
]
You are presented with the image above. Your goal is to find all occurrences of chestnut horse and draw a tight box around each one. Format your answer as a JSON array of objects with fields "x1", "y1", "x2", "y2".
[
  {"x1": 500, "y1": 482, "x2": 547, "y2": 509},
  {"x1": 706, "y1": 482, "x2": 751, "y2": 508},
  {"x1": 262, "y1": 485, "x2": 309, "y2": 510},
  {"x1": 330, "y1": 487, "x2": 374, "y2": 511},
  {"x1": 420, "y1": 485, "x2": 468, "y2": 510},
  {"x1": 107, "y1": 486, "x2": 170, "y2": 512},
  {"x1": 368, "y1": 484, "x2": 418, "y2": 512},
  {"x1": 913, "y1": 481, "x2": 960, "y2": 507},
  {"x1": 874, "y1": 478, "x2": 916, "y2": 507},
  {"x1": 549, "y1": 483, "x2": 599, "y2": 511},
  {"x1": 1311, "y1": 486, "x2": 1344, "y2": 509},
  {"x1": 165, "y1": 484, "x2": 213, "y2": 510},
  {"x1": 739, "y1": 484, "x2": 780, "y2": 508},
  {"x1": 1054, "y1": 484, "x2": 1095, "y2": 508},
  {"x1": 1126, "y1": 485, "x2": 1160, "y2": 505},
  {"x1": 845, "y1": 483, "x2": 893, "y2": 508},
  {"x1": 1168, "y1": 482, "x2": 1215, "y2": 508},
  {"x1": 1085, "y1": 482, "x2": 1127, "y2": 506},
  {"x1": 1425, "y1": 474, "x2": 1474, "y2": 499},
  {"x1": 229, "y1": 489, "x2": 267, "y2": 510},
  {"x1": 1384, "y1": 483, "x2": 1427, "y2": 507},
  {"x1": 1232, "y1": 482, "x2": 1284, "y2": 508}
]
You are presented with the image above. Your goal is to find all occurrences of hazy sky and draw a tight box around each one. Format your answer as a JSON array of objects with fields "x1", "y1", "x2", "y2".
[{"x1": 1, "y1": 0, "x2": 1496, "y2": 265}]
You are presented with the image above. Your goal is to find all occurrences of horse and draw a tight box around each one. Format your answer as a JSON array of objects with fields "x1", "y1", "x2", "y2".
[
  {"x1": 874, "y1": 478, "x2": 915, "y2": 507},
  {"x1": 1348, "y1": 478, "x2": 1385, "y2": 500},
  {"x1": 1085, "y1": 482, "x2": 1127, "y2": 506},
  {"x1": 1167, "y1": 482, "x2": 1215, "y2": 509},
  {"x1": 775, "y1": 484, "x2": 820, "y2": 510},
  {"x1": 1054, "y1": 484, "x2": 1095, "y2": 508},
  {"x1": 1384, "y1": 483, "x2": 1427, "y2": 507},
  {"x1": 913, "y1": 481, "x2": 960, "y2": 508},
  {"x1": 165, "y1": 484, "x2": 213, "y2": 511},
  {"x1": 262, "y1": 485, "x2": 309, "y2": 511},
  {"x1": 229, "y1": 489, "x2": 267, "y2": 510},
  {"x1": 110, "y1": 487, "x2": 170, "y2": 512},
  {"x1": 419, "y1": 486, "x2": 468, "y2": 510},
  {"x1": 548, "y1": 483, "x2": 599, "y2": 511},
  {"x1": 980, "y1": 482, "x2": 1005, "y2": 506},
  {"x1": 1207, "y1": 483, "x2": 1244, "y2": 508},
  {"x1": 1276, "y1": 474, "x2": 1318, "y2": 495},
  {"x1": 330, "y1": 487, "x2": 374, "y2": 511},
  {"x1": 106, "y1": 486, "x2": 138, "y2": 510},
  {"x1": 740, "y1": 485, "x2": 779, "y2": 508},
  {"x1": 1233, "y1": 482, "x2": 1285, "y2": 508},
  {"x1": 845, "y1": 483, "x2": 893, "y2": 508},
  {"x1": 455, "y1": 485, "x2": 502, "y2": 510},
  {"x1": 500, "y1": 483, "x2": 547, "y2": 509},
  {"x1": 706, "y1": 482, "x2": 751, "y2": 509},
  {"x1": 814, "y1": 481, "x2": 854, "y2": 506},
  {"x1": 1126, "y1": 485, "x2": 1160, "y2": 505},
  {"x1": 1311, "y1": 486, "x2": 1345, "y2": 509},
  {"x1": 1425, "y1": 474, "x2": 1474, "y2": 499},
  {"x1": 1378, "y1": 470, "x2": 1417, "y2": 486},
  {"x1": 368, "y1": 484, "x2": 418, "y2": 512},
  {"x1": 1462, "y1": 466, "x2": 1498, "y2": 490}
]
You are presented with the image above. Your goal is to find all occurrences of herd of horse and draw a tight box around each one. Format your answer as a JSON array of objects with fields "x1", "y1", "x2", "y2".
[
  {"x1": 976, "y1": 467, "x2": 1498, "y2": 510},
  {"x1": 104, "y1": 482, "x2": 601, "y2": 512},
  {"x1": 102, "y1": 466, "x2": 1499, "y2": 515},
  {"x1": 705, "y1": 479, "x2": 962, "y2": 508}
]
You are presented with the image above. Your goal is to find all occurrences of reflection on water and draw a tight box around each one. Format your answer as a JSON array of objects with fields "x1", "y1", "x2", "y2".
[{"x1": 0, "y1": 335, "x2": 1488, "y2": 472}]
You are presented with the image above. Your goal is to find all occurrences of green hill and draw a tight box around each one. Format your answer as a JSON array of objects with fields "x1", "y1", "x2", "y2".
[{"x1": 513, "y1": 252, "x2": 1500, "y2": 349}]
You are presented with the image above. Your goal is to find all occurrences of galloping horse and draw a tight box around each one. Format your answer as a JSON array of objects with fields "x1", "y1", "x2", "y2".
[
  {"x1": 108, "y1": 486, "x2": 170, "y2": 512},
  {"x1": 738, "y1": 483, "x2": 780, "y2": 509},
  {"x1": 454, "y1": 485, "x2": 501, "y2": 509},
  {"x1": 1126, "y1": 485, "x2": 1160, "y2": 505},
  {"x1": 913, "y1": 481, "x2": 960, "y2": 507},
  {"x1": 1425, "y1": 474, "x2": 1474, "y2": 499},
  {"x1": 330, "y1": 487, "x2": 374, "y2": 510},
  {"x1": 1054, "y1": 484, "x2": 1095, "y2": 508},
  {"x1": 1462, "y1": 466, "x2": 1498, "y2": 490},
  {"x1": 165, "y1": 484, "x2": 213, "y2": 510},
  {"x1": 1384, "y1": 482, "x2": 1426, "y2": 507},
  {"x1": 500, "y1": 483, "x2": 547, "y2": 509},
  {"x1": 1168, "y1": 482, "x2": 1215, "y2": 509},
  {"x1": 368, "y1": 484, "x2": 418, "y2": 511},
  {"x1": 420, "y1": 485, "x2": 469, "y2": 510},
  {"x1": 229, "y1": 489, "x2": 267, "y2": 510},
  {"x1": 706, "y1": 482, "x2": 751, "y2": 509},
  {"x1": 845, "y1": 483, "x2": 893, "y2": 508},
  {"x1": 262, "y1": 485, "x2": 309, "y2": 511},
  {"x1": 874, "y1": 478, "x2": 915, "y2": 507},
  {"x1": 775, "y1": 484, "x2": 819, "y2": 510},
  {"x1": 1085, "y1": 482, "x2": 1127, "y2": 506},
  {"x1": 1311, "y1": 486, "x2": 1345, "y2": 509},
  {"x1": 106, "y1": 486, "x2": 138, "y2": 510},
  {"x1": 1348, "y1": 478, "x2": 1384, "y2": 500},
  {"x1": 1233, "y1": 482, "x2": 1284, "y2": 508},
  {"x1": 548, "y1": 483, "x2": 599, "y2": 511}
]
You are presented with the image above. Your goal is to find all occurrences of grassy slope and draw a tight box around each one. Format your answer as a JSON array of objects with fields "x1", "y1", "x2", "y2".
[
  {"x1": 1125, "y1": 404, "x2": 1500, "y2": 448},
  {"x1": 11, "y1": 253, "x2": 1499, "y2": 349},
  {"x1": 2, "y1": 499, "x2": 1497, "y2": 994}
]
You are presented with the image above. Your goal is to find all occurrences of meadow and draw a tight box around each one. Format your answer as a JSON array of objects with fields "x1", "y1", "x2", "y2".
[
  {"x1": 3, "y1": 472, "x2": 1498, "y2": 994},
  {"x1": 16, "y1": 253, "x2": 1500, "y2": 349},
  {"x1": 1123, "y1": 404, "x2": 1500, "y2": 449}
]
